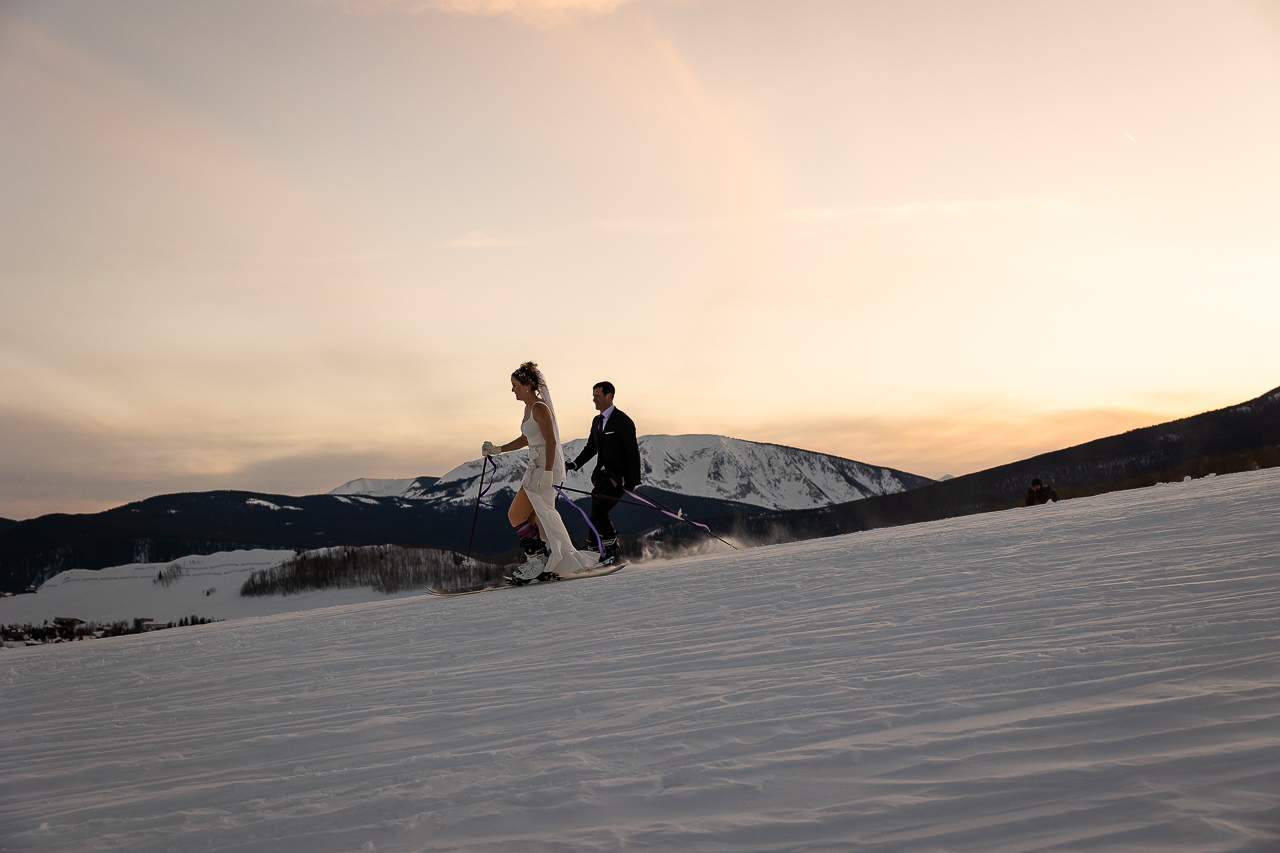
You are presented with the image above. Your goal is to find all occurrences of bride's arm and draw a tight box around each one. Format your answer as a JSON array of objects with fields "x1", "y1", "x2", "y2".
[{"x1": 484, "y1": 435, "x2": 528, "y2": 456}]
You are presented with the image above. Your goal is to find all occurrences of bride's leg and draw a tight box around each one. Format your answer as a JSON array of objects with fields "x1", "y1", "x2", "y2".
[
  {"x1": 509, "y1": 487, "x2": 543, "y2": 548},
  {"x1": 508, "y1": 488, "x2": 536, "y2": 528},
  {"x1": 509, "y1": 487, "x2": 549, "y2": 581}
]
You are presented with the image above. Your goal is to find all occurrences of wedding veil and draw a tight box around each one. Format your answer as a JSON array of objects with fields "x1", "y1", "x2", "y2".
[{"x1": 533, "y1": 366, "x2": 567, "y2": 484}]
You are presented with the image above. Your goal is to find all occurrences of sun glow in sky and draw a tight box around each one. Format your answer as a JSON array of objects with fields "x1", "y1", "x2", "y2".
[{"x1": 2, "y1": 0, "x2": 1278, "y2": 519}]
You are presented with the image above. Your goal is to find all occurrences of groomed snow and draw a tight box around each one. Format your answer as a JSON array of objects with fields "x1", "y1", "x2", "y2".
[{"x1": 2, "y1": 469, "x2": 1278, "y2": 851}]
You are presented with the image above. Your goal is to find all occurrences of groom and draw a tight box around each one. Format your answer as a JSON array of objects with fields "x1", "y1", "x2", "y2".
[{"x1": 566, "y1": 381, "x2": 642, "y2": 565}]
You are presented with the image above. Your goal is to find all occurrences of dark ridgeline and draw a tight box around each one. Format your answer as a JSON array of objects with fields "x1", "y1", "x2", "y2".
[
  {"x1": 676, "y1": 384, "x2": 1280, "y2": 547},
  {"x1": 0, "y1": 483, "x2": 771, "y2": 594}
]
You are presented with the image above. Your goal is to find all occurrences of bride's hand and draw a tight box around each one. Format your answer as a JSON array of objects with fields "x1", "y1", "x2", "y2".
[
  {"x1": 537, "y1": 470, "x2": 554, "y2": 490},
  {"x1": 482, "y1": 441, "x2": 501, "y2": 457}
]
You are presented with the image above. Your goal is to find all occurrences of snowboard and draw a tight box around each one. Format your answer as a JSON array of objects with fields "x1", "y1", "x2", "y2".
[{"x1": 426, "y1": 562, "x2": 626, "y2": 597}]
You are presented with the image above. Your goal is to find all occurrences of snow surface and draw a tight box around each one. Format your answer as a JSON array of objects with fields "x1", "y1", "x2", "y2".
[
  {"x1": 415, "y1": 434, "x2": 922, "y2": 512},
  {"x1": 2, "y1": 469, "x2": 1278, "y2": 852},
  {"x1": 0, "y1": 550, "x2": 432, "y2": 627}
]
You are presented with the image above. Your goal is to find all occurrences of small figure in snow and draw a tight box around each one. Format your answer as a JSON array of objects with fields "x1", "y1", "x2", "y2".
[
  {"x1": 565, "y1": 381, "x2": 642, "y2": 566},
  {"x1": 1026, "y1": 478, "x2": 1059, "y2": 506},
  {"x1": 481, "y1": 362, "x2": 597, "y2": 583}
]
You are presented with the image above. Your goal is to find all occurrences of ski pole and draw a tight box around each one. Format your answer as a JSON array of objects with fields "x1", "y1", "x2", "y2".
[
  {"x1": 554, "y1": 484, "x2": 738, "y2": 548},
  {"x1": 626, "y1": 488, "x2": 740, "y2": 551},
  {"x1": 552, "y1": 484, "x2": 606, "y2": 559},
  {"x1": 551, "y1": 484, "x2": 680, "y2": 512},
  {"x1": 465, "y1": 455, "x2": 490, "y2": 561}
]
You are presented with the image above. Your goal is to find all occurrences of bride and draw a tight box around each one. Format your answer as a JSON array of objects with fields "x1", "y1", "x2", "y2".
[{"x1": 481, "y1": 361, "x2": 599, "y2": 582}]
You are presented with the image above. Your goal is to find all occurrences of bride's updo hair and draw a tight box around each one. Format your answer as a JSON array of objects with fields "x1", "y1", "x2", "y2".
[{"x1": 511, "y1": 361, "x2": 542, "y2": 395}]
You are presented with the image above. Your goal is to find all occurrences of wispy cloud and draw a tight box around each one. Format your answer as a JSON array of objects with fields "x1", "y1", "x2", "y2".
[
  {"x1": 321, "y1": 0, "x2": 642, "y2": 25},
  {"x1": 444, "y1": 232, "x2": 529, "y2": 248},
  {"x1": 782, "y1": 195, "x2": 1150, "y2": 227},
  {"x1": 586, "y1": 196, "x2": 1153, "y2": 236},
  {"x1": 587, "y1": 216, "x2": 729, "y2": 234},
  {"x1": 293, "y1": 252, "x2": 392, "y2": 265}
]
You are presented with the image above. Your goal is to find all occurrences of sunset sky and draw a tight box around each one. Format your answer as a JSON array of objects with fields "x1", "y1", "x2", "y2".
[{"x1": 2, "y1": 0, "x2": 1278, "y2": 519}]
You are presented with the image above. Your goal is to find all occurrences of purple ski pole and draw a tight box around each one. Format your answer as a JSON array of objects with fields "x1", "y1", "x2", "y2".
[{"x1": 465, "y1": 456, "x2": 491, "y2": 561}]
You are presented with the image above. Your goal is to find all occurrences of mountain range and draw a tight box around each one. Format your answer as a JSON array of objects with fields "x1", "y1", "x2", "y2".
[
  {"x1": 4, "y1": 386, "x2": 1275, "y2": 595},
  {"x1": 330, "y1": 434, "x2": 932, "y2": 511},
  {"x1": 0, "y1": 436, "x2": 929, "y2": 593}
]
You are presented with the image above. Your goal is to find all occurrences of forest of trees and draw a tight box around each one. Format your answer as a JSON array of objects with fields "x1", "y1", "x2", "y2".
[
  {"x1": 1, "y1": 615, "x2": 222, "y2": 645},
  {"x1": 239, "y1": 545, "x2": 506, "y2": 596}
]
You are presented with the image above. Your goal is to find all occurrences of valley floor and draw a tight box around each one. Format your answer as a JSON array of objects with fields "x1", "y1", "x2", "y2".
[{"x1": 2, "y1": 469, "x2": 1278, "y2": 851}]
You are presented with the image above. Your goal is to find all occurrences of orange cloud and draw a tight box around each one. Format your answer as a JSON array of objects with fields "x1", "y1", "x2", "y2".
[
  {"x1": 726, "y1": 405, "x2": 1182, "y2": 481},
  {"x1": 322, "y1": 0, "x2": 644, "y2": 25}
]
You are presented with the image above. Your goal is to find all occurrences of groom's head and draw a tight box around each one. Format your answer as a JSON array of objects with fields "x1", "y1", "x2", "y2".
[{"x1": 592, "y1": 381, "x2": 615, "y2": 412}]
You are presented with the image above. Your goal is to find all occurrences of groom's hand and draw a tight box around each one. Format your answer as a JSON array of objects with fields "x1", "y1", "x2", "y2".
[{"x1": 564, "y1": 461, "x2": 577, "y2": 472}]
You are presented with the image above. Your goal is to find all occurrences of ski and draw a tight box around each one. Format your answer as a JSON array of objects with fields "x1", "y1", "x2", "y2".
[{"x1": 426, "y1": 562, "x2": 626, "y2": 597}]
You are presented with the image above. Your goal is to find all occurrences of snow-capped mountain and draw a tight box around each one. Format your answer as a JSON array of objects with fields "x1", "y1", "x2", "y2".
[
  {"x1": 332, "y1": 435, "x2": 933, "y2": 511},
  {"x1": 329, "y1": 476, "x2": 439, "y2": 498}
]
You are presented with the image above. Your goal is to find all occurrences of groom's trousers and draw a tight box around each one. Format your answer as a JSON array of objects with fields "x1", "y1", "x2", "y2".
[{"x1": 589, "y1": 478, "x2": 625, "y2": 545}]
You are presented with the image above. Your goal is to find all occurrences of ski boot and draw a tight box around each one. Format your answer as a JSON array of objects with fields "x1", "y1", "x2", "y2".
[
  {"x1": 509, "y1": 521, "x2": 550, "y2": 585},
  {"x1": 598, "y1": 537, "x2": 621, "y2": 567}
]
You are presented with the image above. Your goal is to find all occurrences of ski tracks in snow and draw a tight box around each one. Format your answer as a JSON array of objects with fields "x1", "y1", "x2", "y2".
[{"x1": 2, "y1": 470, "x2": 1278, "y2": 851}]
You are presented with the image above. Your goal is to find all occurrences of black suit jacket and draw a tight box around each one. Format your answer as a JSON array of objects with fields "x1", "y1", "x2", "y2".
[{"x1": 571, "y1": 408, "x2": 642, "y2": 490}]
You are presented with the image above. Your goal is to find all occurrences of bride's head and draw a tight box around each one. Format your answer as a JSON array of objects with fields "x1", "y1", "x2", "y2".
[{"x1": 510, "y1": 361, "x2": 542, "y2": 404}]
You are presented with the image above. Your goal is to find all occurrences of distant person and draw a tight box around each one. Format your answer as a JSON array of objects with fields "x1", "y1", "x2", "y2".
[
  {"x1": 566, "y1": 381, "x2": 642, "y2": 565},
  {"x1": 1026, "y1": 478, "x2": 1059, "y2": 506},
  {"x1": 481, "y1": 361, "x2": 596, "y2": 583}
]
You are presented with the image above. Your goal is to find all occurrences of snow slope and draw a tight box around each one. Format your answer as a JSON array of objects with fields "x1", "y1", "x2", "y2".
[
  {"x1": 400, "y1": 434, "x2": 928, "y2": 511},
  {"x1": 0, "y1": 550, "x2": 435, "y2": 628},
  {"x1": 2, "y1": 469, "x2": 1278, "y2": 852}
]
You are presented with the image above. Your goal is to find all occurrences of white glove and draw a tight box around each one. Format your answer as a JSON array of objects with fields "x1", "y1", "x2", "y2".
[
  {"x1": 481, "y1": 441, "x2": 501, "y2": 457},
  {"x1": 537, "y1": 470, "x2": 554, "y2": 490}
]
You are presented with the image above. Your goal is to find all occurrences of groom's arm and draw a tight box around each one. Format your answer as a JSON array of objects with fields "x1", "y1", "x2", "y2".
[
  {"x1": 620, "y1": 413, "x2": 642, "y2": 489},
  {"x1": 570, "y1": 422, "x2": 598, "y2": 470}
]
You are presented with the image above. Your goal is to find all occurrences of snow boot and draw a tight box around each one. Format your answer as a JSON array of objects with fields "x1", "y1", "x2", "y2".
[
  {"x1": 599, "y1": 538, "x2": 621, "y2": 566},
  {"x1": 511, "y1": 522, "x2": 550, "y2": 583}
]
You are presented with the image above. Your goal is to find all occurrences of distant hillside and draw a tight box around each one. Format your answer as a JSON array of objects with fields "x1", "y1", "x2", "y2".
[
  {"x1": 0, "y1": 434, "x2": 932, "y2": 594},
  {"x1": 0, "y1": 486, "x2": 764, "y2": 594},
  {"x1": 680, "y1": 385, "x2": 1280, "y2": 547},
  {"x1": 0, "y1": 518, "x2": 16, "y2": 535}
]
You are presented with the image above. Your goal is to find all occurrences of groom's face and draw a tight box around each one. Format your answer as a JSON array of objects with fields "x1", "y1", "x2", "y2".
[{"x1": 592, "y1": 387, "x2": 614, "y2": 412}]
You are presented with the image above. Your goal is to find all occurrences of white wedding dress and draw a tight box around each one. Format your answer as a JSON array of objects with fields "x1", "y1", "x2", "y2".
[{"x1": 519, "y1": 402, "x2": 597, "y2": 575}]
